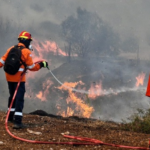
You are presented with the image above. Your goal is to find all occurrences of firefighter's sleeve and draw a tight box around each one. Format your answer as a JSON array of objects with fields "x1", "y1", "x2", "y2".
[
  {"x1": 25, "y1": 51, "x2": 41, "y2": 71},
  {"x1": 0, "y1": 48, "x2": 11, "y2": 68}
]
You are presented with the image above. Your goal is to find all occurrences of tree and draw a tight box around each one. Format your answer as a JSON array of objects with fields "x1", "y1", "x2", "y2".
[{"x1": 61, "y1": 7, "x2": 120, "y2": 59}]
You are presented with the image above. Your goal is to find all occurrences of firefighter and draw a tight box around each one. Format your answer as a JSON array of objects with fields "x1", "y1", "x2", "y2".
[{"x1": 0, "y1": 31, "x2": 48, "y2": 129}]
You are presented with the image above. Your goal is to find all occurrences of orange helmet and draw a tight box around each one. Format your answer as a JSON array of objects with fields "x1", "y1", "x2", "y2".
[{"x1": 18, "y1": 31, "x2": 32, "y2": 41}]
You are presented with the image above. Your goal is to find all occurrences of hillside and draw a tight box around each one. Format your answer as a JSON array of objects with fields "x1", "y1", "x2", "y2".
[
  {"x1": 0, "y1": 110, "x2": 149, "y2": 150},
  {"x1": 23, "y1": 58, "x2": 150, "y2": 122}
]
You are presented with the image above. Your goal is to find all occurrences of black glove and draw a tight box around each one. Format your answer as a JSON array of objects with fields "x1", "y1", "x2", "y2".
[{"x1": 39, "y1": 61, "x2": 48, "y2": 68}]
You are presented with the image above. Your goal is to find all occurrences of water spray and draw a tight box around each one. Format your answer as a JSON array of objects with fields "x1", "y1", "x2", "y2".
[{"x1": 47, "y1": 67, "x2": 145, "y2": 96}]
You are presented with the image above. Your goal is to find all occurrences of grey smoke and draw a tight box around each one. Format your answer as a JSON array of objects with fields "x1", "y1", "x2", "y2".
[{"x1": 0, "y1": 0, "x2": 150, "y2": 122}]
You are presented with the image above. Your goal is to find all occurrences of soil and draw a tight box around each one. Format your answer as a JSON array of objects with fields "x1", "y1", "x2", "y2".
[{"x1": 0, "y1": 110, "x2": 149, "y2": 150}]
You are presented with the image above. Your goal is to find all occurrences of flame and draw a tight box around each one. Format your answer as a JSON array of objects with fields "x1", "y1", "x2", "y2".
[
  {"x1": 135, "y1": 72, "x2": 145, "y2": 87},
  {"x1": 36, "y1": 79, "x2": 53, "y2": 101},
  {"x1": 26, "y1": 78, "x2": 53, "y2": 101},
  {"x1": 26, "y1": 38, "x2": 67, "y2": 79},
  {"x1": 32, "y1": 38, "x2": 67, "y2": 57},
  {"x1": 66, "y1": 107, "x2": 74, "y2": 116},
  {"x1": 26, "y1": 38, "x2": 147, "y2": 118},
  {"x1": 36, "y1": 91, "x2": 46, "y2": 101},
  {"x1": 26, "y1": 38, "x2": 93, "y2": 118},
  {"x1": 57, "y1": 81, "x2": 94, "y2": 118},
  {"x1": 88, "y1": 81, "x2": 103, "y2": 99},
  {"x1": 59, "y1": 107, "x2": 74, "y2": 117}
]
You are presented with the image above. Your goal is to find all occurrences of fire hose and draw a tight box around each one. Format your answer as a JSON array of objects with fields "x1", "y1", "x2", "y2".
[{"x1": 4, "y1": 61, "x2": 150, "y2": 149}]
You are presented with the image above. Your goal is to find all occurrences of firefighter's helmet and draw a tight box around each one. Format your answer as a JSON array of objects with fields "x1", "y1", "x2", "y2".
[{"x1": 18, "y1": 31, "x2": 32, "y2": 41}]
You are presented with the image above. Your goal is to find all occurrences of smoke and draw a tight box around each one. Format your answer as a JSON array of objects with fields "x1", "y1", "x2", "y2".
[
  {"x1": 0, "y1": 0, "x2": 150, "y2": 122},
  {"x1": 1, "y1": 0, "x2": 150, "y2": 54},
  {"x1": 1, "y1": 0, "x2": 150, "y2": 56}
]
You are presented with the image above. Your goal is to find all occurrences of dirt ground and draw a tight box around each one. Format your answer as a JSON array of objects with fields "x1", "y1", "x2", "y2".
[{"x1": 0, "y1": 110, "x2": 150, "y2": 150}]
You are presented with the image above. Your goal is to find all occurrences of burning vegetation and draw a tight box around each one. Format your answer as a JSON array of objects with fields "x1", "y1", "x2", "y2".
[{"x1": 24, "y1": 38, "x2": 148, "y2": 123}]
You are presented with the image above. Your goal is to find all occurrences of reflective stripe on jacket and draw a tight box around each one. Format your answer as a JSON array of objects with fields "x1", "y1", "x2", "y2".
[{"x1": 0, "y1": 43, "x2": 41, "y2": 82}]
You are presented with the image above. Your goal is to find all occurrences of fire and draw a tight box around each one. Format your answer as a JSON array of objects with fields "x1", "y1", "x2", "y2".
[
  {"x1": 32, "y1": 38, "x2": 67, "y2": 58},
  {"x1": 88, "y1": 81, "x2": 103, "y2": 99},
  {"x1": 26, "y1": 37, "x2": 63, "y2": 97},
  {"x1": 36, "y1": 91, "x2": 46, "y2": 101},
  {"x1": 26, "y1": 78, "x2": 53, "y2": 101},
  {"x1": 26, "y1": 38, "x2": 147, "y2": 119},
  {"x1": 26, "y1": 38, "x2": 94, "y2": 118},
  {"x1": 58, "y1": 107, "x2": 74, "y2": 117},
  {"x1": 57, "y1": 81, "x2": 94, "y2": 118},
  {"x1": 135, "y1": 72, "x2": 145, "y2": 87},
  {"x1": 36, "y1": 79, "x2": 53, "y2": 101},
  {"x1": 66, "y1": 107, "x2": 74, "y2": 116}
]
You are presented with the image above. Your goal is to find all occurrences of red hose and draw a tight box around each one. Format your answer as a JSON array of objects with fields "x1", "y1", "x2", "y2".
[
  {"x1": 63, "y1": 135, "x2": 150, "y2": 149},
  {"x1": 4, "y1": 61, "x2": 150, "y2": 149}
]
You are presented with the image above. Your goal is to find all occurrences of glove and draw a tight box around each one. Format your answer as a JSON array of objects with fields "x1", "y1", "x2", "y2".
[{"x1": 39, "y1": 61, "x2": 48, "y2": 68}]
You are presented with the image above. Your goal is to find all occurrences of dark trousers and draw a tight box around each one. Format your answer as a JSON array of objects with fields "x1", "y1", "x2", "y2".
[{"x1": 8, "y1": 82, "x2": 25, "y2": 124}]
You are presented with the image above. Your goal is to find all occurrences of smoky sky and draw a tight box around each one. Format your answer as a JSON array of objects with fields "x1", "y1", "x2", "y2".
[
  {"x1": 0, "y1": 0, "x2": 150, "y2": 59},
  {"x1": 1, "y1": 0, "x2": 150, "y2": 121}
]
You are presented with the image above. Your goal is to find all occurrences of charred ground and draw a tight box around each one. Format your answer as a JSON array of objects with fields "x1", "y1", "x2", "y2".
[{"x1": 0, "y1": 110, "x2": 150, "y2": 150}]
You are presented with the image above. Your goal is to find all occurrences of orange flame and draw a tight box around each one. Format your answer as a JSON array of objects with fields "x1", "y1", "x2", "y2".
[
  {"x1": 27, "y1": 38, "x2": 67, "y2": 79},
  {"x1": 36, "y1": 91, "x2": 46, "y2": 101},
  {"x1": 57, "y1": 81, "x2": 94, "y2": 118},
  {"x1": 26, "y1": 78, "x2": 52, "y2": 102},
  {"x1": 59, "y1": 107, "x2": 74, "y2": 117},
  {"x1": 32, "y1": 38, "x2": 67, "y2": 57},
  {"x1": 35, "y1": 79, "x2": 53, "y2": 101},
  {"x1": 135, "y1": 72, "x2": 145, "y2": 87},
  {"x1": 88, "y1": 81, "x2": 103, "y2": 99}
]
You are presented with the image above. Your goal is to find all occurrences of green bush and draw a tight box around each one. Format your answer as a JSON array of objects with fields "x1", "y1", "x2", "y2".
[{"x1": 121, "y1": 108, "x2": 150, "y2": 134}]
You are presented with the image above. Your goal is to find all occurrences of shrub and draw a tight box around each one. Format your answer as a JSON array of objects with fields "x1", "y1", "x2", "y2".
[{"x1": 121, "y1": 108, "x2": 150, "y2": 134}]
